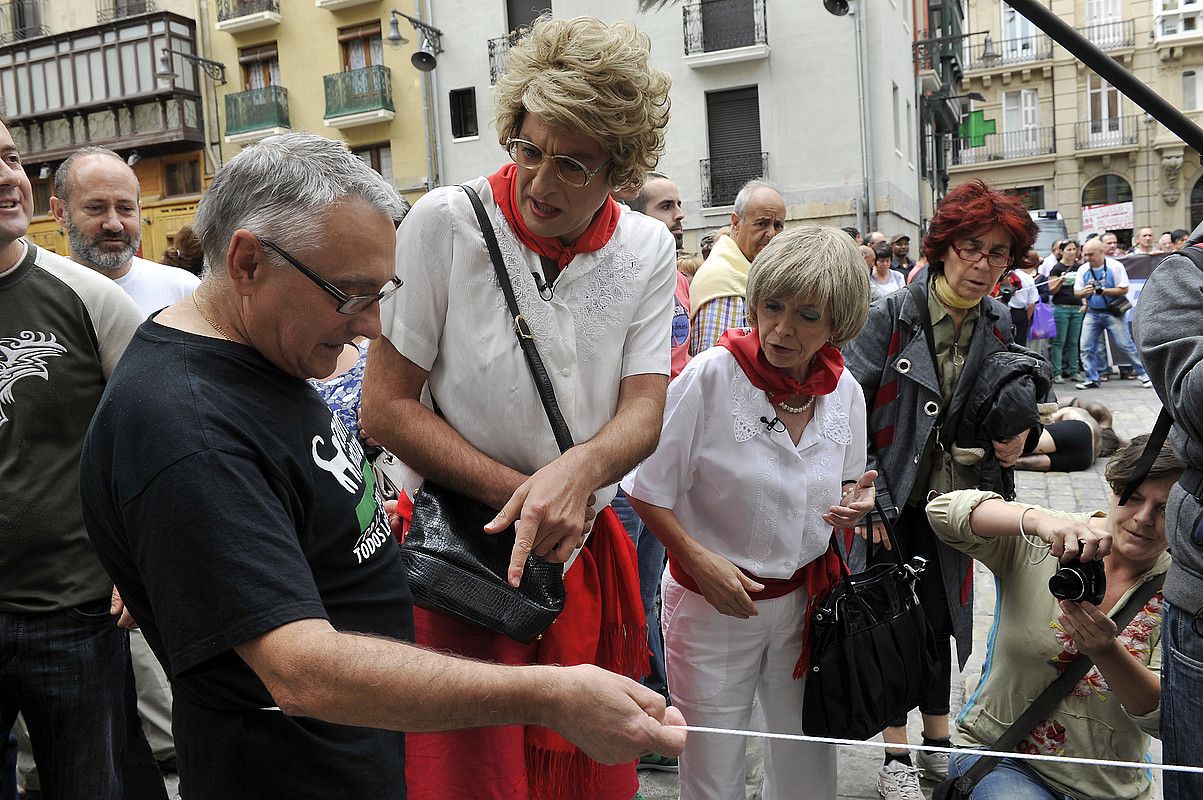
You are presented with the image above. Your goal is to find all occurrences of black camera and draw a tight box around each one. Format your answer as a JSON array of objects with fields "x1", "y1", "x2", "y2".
[
  {"x1": 1093, "y1": 283, "x2": 1106, "y2": 295},
  {"x1": 1048, "y1": 547, "x2": 1106, "y2": 605},
  {"x1": 997, "y1": 284, "x2": 1016, "y2": 303}
]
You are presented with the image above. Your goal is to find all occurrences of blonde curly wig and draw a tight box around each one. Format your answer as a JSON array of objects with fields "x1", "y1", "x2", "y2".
[{"x1": 493, "y1": 15, "x2": 672, "y2": 191}]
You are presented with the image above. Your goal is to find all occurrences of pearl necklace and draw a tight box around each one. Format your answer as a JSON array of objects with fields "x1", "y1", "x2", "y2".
[
  {"x1": 776, "y1": 394, "x2": 815, "y2": 414},
  {"x1": 192, "y1": 294, "x2": 233, "y2": 341}
]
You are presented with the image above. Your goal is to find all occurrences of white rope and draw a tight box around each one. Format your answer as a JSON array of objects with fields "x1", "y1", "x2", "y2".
[{"x1": 679, "y1": 725, "x2": 1203, "y2": 775}]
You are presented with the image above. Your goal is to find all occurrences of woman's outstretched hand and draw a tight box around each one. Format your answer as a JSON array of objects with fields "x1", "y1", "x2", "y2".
[{"x1": 826, "y1": 470, "x2": 878, "y2": 529}]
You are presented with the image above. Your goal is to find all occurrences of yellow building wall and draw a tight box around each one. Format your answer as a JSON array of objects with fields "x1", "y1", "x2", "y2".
[{"x1": 205, "y1": 2, "x2": 429, "y2": 205}]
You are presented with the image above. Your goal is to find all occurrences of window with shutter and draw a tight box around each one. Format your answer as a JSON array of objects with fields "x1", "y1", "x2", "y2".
[{"x1": 704, "y1": 86, "x2": 762, "y2": 207}]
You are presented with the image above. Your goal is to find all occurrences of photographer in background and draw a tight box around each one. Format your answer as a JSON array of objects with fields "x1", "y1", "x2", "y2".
[
  {"x1": 926, "y1": 434, "x2": 1181, "y2": 800},
  {"x1": 1073, "y1": 238, "x2": 1153, "y2": 390}
]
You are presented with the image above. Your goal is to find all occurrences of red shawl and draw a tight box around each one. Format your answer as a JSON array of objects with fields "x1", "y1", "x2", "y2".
[
  {"x1": 486, "y1": 163, "x2": 621, "y2": 272},
  {"x1": 393, "y1": 496, "x2": 646, "y2": 800},
  {"x1": 717, "y1": 326, "x2": 844, "y2": 403}
]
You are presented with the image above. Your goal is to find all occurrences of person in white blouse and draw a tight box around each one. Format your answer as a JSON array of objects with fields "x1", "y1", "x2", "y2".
[
  {"x1": 622, "y1": 226, "x2": 879, "y2": 800},
  {"x1": 361, "y1": 15, "x2": 681, "y2": 800}
]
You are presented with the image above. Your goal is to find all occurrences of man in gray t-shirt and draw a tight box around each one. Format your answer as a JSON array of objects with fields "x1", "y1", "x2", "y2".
[{"x1": 0, "y1": 119, "x2": 163, "y2": 800}]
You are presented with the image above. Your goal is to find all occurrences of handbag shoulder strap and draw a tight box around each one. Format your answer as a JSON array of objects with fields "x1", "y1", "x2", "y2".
[
  {"x1": 908, "y1": 278, "x2": 939, "y2": 378},
  {"x1": 953, "y1": 571, "x2": 1165, "y2": 792},
  {"x1": 460, "y1": 184, "x2": 575, "y2": 454},
  {"x1": 907, "y1": 279, "x2": 957, "y2": 446},
  {"x1": 1119, "y1": 245, "x2": 1203, "y2": 504},
  {"x1": 1118, "y1": 410, "x2": 1174, "y2": 505}
]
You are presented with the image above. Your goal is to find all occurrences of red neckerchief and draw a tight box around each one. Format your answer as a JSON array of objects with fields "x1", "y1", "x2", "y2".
[
  {"x1": 717, "y1": 327, "x2": 844, "y2": 404},
  {"x1": 486, "y1": 163, "x2": 621, "y2": 273}
]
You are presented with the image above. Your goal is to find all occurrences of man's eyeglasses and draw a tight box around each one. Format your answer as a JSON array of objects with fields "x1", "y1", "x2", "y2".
[
  {"x1": 505, "y1": 138, "x2": 611, "y2": 188},
  {"x1": 951, "y1": 240, "x2": 1012, "y2": 269},
  {"x1": 259, "y1": 237, "x2": 402, "y2": 315}
]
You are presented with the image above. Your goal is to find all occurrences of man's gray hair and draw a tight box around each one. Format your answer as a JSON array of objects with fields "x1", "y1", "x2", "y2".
[
  {"x1": 733, "y1": 178, "x2": 782, "y2": 219},
  {"x1": 193, "y1": 132, "x2": 408, "y2": 275},
  {"x1": 54, "y1": 146, "x2": 128, "y2": 204},
  {"x1": 629, "y1": 170, "x2": 670, "y2": 214}
]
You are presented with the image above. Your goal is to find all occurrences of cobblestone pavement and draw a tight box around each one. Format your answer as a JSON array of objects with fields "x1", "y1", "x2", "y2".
[{"x1": 639, "y1": 377, "x2": 1165, "y2": 800}]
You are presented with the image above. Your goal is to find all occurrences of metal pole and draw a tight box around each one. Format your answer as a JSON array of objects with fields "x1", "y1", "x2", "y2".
[
  {"x1": 853, "y1": 1, "x2": 876, "y2": 230},
  {"x1": 1006, "y1": 0, "x2": 1203, "y2": 154}
]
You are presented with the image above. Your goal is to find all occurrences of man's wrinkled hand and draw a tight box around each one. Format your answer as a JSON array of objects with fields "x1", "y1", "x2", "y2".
[{"x1": 547, "y1": 664, "x2": 687, "y2": 764}]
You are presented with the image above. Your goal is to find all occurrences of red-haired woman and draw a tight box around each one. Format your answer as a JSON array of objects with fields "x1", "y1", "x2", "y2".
[{"x1": 843, "y1": 180, "x2": 1039, "y2": 800}]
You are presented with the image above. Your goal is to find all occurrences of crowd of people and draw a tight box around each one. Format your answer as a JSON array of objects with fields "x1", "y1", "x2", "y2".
[{"x1": 3, "y1": 11, "x2": 1203, "y2": 800}]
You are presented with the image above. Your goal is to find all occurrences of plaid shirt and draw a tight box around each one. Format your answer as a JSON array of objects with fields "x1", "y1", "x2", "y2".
[{"x1": 688, "y1": 295, "x2": 747, "y2": 356}]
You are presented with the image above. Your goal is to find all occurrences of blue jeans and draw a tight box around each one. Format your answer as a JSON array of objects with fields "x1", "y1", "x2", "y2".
[
  {"x1": 947, "y1": 753, "x2": 1074, "y2": 800},
  {"x1": 1162, "y1": 600, "x2": 1203, "y2": 799},
  {"x1": 0, "y1": 599, "x2": 156, "y2": 800},
  {"x1": 610, "y1": 490, "x2": 668, "y2": 698},
  {"x1": 1079, "y1": 310, "x2": 1147, "y2": 383}
]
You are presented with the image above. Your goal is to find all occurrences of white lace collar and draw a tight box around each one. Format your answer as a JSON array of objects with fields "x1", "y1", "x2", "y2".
[
  {"x1": 730, "y1": 369, "x2": 852, "y2": 446},
  {"x1": 489, "y1": 213, "x2": 639, "y2": 364}
]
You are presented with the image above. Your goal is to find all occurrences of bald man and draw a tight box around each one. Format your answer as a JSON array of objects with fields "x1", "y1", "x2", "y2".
[{"x1": 52, "y1": 147, "x2": 198, "y2": 316}]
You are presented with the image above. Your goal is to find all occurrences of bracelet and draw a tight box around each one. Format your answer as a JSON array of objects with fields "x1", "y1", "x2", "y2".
[{"x1": 1019, "y1": 506, "x2": 1052, "y2": 563}]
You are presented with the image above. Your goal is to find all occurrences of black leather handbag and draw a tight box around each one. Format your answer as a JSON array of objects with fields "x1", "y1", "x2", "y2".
[
  {"x1": 399, "y1": 185, "x2": 574, "y2": 644},
  {"x1": 801, "y1": 503, "x2": 940, "y2": 740}
]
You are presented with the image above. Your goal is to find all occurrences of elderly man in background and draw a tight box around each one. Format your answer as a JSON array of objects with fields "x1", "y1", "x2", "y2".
[
  {"x1": 51, "y1": 147, "x2": 198, "y2": 317},
  {"x1": 78, "y1": 131, "x2": 685, "y2": 800},
  {"x1": 1132, "y1": 227, "x2": 1157, "y2": 255},
  {"x1": 688, "y1": 179, "x2": 785, "y2": 354}
]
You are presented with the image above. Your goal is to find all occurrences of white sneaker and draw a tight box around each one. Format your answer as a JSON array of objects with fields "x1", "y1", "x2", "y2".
[
  {"x1": 877, "y1": 760, "x2": 924, "y2": 800},
  {"x1": 916, "y1": 747, "x2": 950, "y2": 780}
]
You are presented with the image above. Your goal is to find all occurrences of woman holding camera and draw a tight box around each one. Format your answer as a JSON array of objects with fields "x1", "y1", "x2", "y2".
[{"x1": 926, "y1": 434, "x2": 1182, "y2": 800}]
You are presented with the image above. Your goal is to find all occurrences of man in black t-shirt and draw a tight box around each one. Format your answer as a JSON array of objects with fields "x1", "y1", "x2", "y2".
[{"x1": 79, "y1": 132, "x2": 686, "y2": 799}]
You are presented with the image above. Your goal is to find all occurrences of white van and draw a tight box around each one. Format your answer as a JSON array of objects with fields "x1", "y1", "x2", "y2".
[{"x1": 1030, "y1": 210, "x2": 1069, "y2": 257}]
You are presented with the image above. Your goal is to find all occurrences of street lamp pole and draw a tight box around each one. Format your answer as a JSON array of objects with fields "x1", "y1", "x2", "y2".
[{"x1": 155, "y1": 48, "x2": 228, "y2": 171}]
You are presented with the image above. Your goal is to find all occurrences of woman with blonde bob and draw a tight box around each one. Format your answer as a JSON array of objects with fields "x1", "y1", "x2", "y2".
[
  {"x1": 361, "y1": 13, "x2": 680, "y2": 800},
  {"x1": 623, "y1": 226, "x2": 879, "y2": 800}
]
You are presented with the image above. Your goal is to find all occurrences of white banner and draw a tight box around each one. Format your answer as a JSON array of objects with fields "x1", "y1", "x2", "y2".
[{"x1": 1081, "y1": 201, "x2": 1134, "y2": 234}]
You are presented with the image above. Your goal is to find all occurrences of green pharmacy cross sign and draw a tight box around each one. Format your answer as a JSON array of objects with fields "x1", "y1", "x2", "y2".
[{"x1": 959, "y1": 110, "x2": 997, "y2": 147}]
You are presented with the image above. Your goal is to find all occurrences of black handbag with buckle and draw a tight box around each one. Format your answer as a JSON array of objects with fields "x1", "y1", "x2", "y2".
[
  {"x1": 399, "y1": 184, "x2": 574, "y2": 644},
  {"x1": 801, "y1": 501, "x2": 941, "y2": 740}
]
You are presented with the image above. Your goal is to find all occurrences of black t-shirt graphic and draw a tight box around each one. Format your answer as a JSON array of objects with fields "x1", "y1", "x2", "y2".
[{"x1": 80, "y1": 319, "x2": 413, "y2": 799}]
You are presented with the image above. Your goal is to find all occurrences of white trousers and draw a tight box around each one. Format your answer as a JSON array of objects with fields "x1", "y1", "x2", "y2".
[{"x1": 662, "y1": 572, "x2": 837, "y2": 800}]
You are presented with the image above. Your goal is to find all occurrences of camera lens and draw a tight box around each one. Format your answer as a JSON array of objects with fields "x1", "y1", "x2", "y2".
[{"x1": 1049, "y1": 569, "x2": 1086, "y2": 601}]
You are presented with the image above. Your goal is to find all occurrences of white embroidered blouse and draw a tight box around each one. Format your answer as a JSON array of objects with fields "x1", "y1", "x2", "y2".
[
  {"x1": 621, "y1": 346, "x2": 868, "y2": 578},
  {"x1": 381, "y1": 176, "x2": 677, "y2": 510}
]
